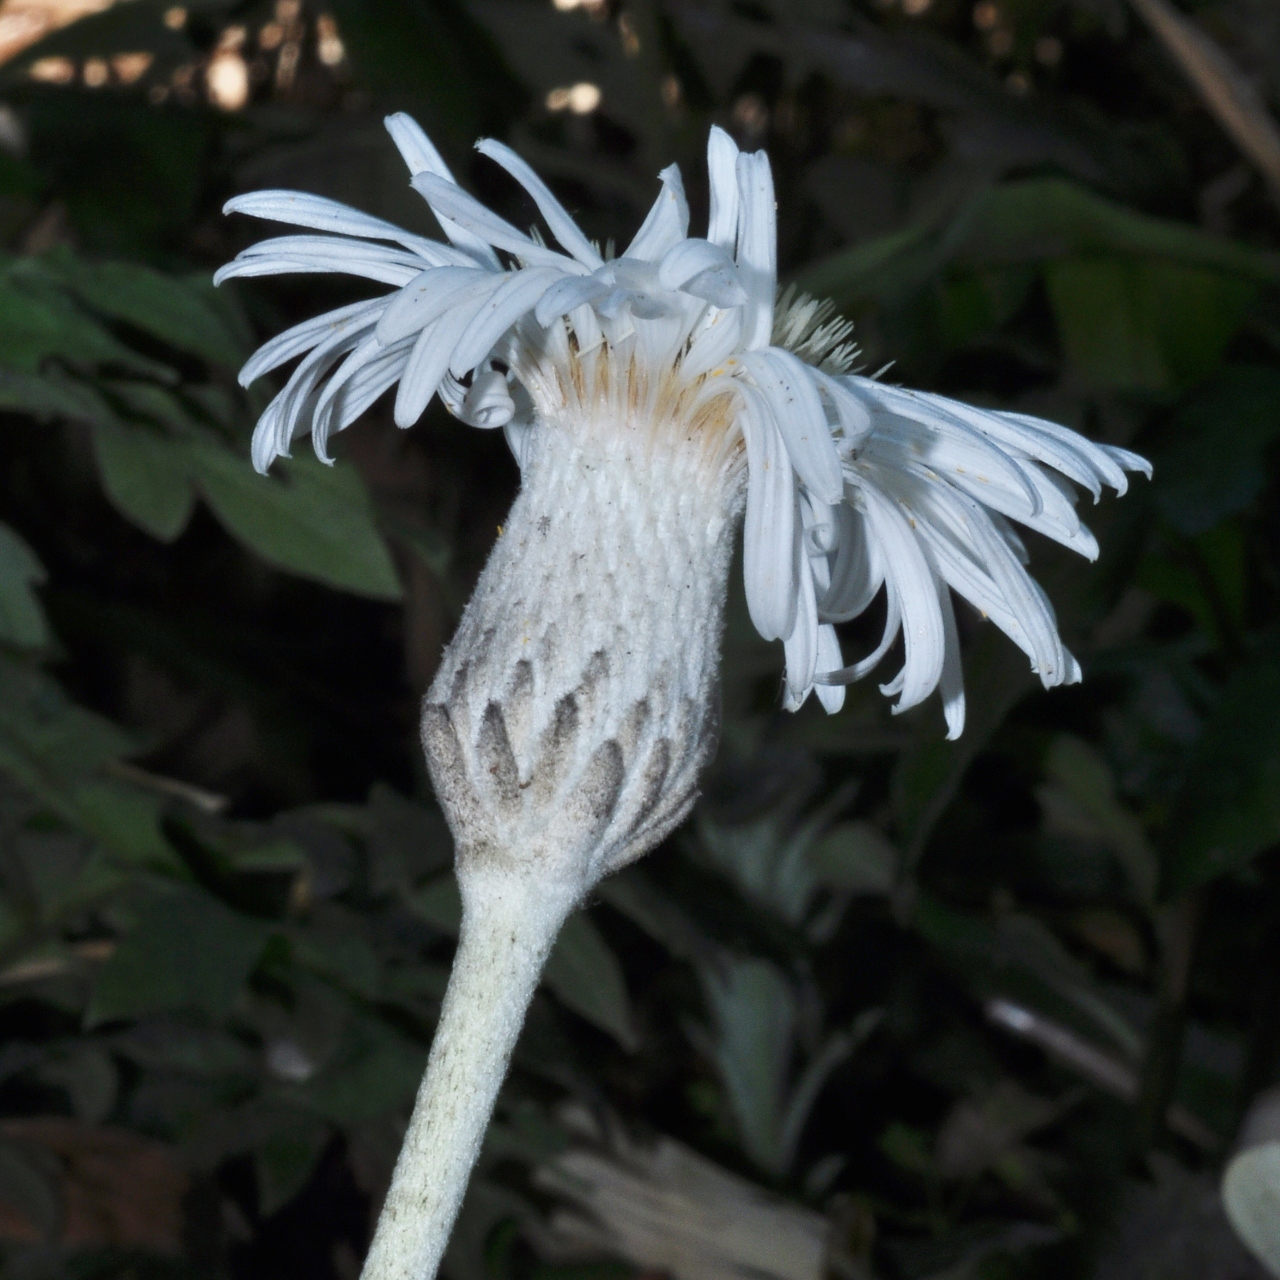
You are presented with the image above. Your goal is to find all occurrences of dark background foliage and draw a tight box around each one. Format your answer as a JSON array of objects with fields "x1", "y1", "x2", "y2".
[{"x1": 0, "y1": 0, "x2": 1279, "y2": 1277}]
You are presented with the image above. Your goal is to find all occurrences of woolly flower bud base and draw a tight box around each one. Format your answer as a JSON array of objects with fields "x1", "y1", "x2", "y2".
[{"x1": 363, "y1": 378, "x2": 744, "y2": 1280}]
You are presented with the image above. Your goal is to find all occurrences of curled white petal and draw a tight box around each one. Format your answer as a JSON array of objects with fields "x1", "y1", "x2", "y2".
[{"x1": 461, "y1": 370, "x2": 515, "y2": 428}]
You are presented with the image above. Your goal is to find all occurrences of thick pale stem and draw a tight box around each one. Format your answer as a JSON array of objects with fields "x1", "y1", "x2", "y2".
[{"x1": 360, "y1": 860, "x2": 579, "y2": 1280}]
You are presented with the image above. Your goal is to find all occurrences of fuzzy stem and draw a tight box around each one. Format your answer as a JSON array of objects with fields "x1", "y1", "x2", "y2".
[{"x1": 360, "y1": 859, "x2": 579, "y2": 1280}]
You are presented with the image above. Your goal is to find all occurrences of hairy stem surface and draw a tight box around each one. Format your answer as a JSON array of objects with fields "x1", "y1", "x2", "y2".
[{"x1": 360, "y1": 861, "x2": 578, "y2": 1280}]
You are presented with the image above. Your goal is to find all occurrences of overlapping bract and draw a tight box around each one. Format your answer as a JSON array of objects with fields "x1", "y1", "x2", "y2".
[{"x1": 218, "y1": 115, "x2": 1148, "y2": 736}]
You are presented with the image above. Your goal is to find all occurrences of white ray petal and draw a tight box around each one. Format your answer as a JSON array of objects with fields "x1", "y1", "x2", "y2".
[
  {"x1": 393, "y1": 279, "x2": 506, "y2": 426},
  {"x1": 858, "y1": 385, "x2": 1042, "y2": 517},
  {"x1": 658, "y1": 238, "x2": 738, "y2": 293},
  {"x1": 735, "y1": 149, "x2": 776, "y2": 352},
  {"x1": 311, "y1": 333, "x2": 384, "y2": 460},
  {"x1": 680, "y1": 308, "x2": 744, "y2": 380},
  {"x1": 240, "y1": 299, "x2": 383, "y2": 387},
  {"x1": 816, "y1": 579, "x2": 901, "y2": 685},
  {"x1": 251, "y1": 316, "x2": 379, "y2": 470},
  {"x1": 215, "y1": 236, "x2": 425, "y2": 287},
  {"x1": 476, "y1": 139, "x2": 603, "y2": 269},
  {"x1": 376, "y1": 267, "x2": 494, "y2": 346},
  {"x1": 624, "y1": 164, "x2": 689, "y2": 261},
  {"x1": 568, "y1": 302, "x2": 604, "y2": 355},
  {"x1": 411, "y1": 173, "x2": 585, "y2": 272},
  {"x1": 250, "y1": 399, "x2": 285, "y2": 474},
  {"x1": 813, "y1": 370, "x2": 873, "y2": 448},
  {"x1": 1101, "y1": 443, "x2": 1152, "y2": 479},
  {"x1": 933, "y1": 575, "x2": 965, "y2": 739},
  {"x1": 224, "y1": 190, "x2": 445, "y2": 261},
  {"x1": 450, "y1": 267, "x2": 565, "y2": 376},
  {"x1": 706, "y1": 126, "x2": 740, "y2": 250},
  {"x1": 783, "y1": 555, "x2": 819, "y2": 701},
  {"x1": 821, "y1": 501, "x2": 883, "y2": 622},
  {"x1": 384, "y1": 113, "x2": 502, "y2": 269},
  {"x1": 814, "y1": 625, "x2": 846, "y2": 713},
  {"x1": 533, "y1": 273, "x2": 611, "y2": 326},
  {"x1": 740, "y1": 389, "x2": 798, "y2": 641},
  {"x1": 460, "y1": 369, "x2": 515, "y2": 428},
  {"x1": 745, "y1": 348, "x2": 844, "y2": 504},
  {"x1": 858, "y1": 483, "x2": 945, "y2": 712},
  {"x1": 997, "y1": 409, "x2": 1135, "y2": 495},
  {"x1": 881, "y1": 387, "x2": 1117, "y2": 499}
]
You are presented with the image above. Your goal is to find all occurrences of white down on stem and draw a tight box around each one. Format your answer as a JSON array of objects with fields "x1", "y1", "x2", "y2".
[{"x1": 217, "y1": 115, "x2": 1149, "y2": 1280}]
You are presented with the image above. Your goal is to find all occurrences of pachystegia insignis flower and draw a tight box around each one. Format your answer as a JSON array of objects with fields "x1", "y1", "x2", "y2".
[{"x1": 219, "y1": 116, "x2": 1148, "y2": 1280}]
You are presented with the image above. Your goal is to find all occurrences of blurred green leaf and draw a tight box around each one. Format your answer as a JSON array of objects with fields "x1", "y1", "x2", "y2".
[
  {"x1": 0, "y1": 262, "x2": 173, "y2": 380},
  {"x1": 254, "y1": 1112, "x2": 330, "y2": 1217},
  {"x1": 1165, "y1": 655, "x2": 1280, "y2": 895},
  {"x1": 68, "y1": 781, "x2": 184, "y2": 875},
  {"x1": 43, "y1": 249, "x2": 246, "y2": 368},
  {"x1": 187, "y1": 442, "x2": 403, "y2": 600},
  {"x1": 543, "y1": 912, "x2": 637, "y2": 1052},
  {"x1": 800, "y1": 178, "x2": 1280, "y2": 310},
  {"x1": 808, "y1": 821, "x2": 897, "y2": 897},
  {"x1": 893, "y1": 629, "x2": 1034, "y2": 868},
  {"x1": 296, "y1": 1016, "x2": 425, "y2": 1124},
  {"x1": 89, "y1": 883, "x2": 273, "y2": 1024},
  {"x1": 1045, "y1": 258, "x2": 1254, "y2": 392},
  {"x1": 0, "y1": 1138, "x2": 60, "y2": 1242},
  {"x1": 0, "y1": 524, "x2": 50, "y2": 650},
  {"x1": 1152, "y1": 366, "x2": 1280, "y2": 535},
  {"x1": 916, "y1": 897, "x2": 1144, "y2": 1060},
  {"x1": 0, "y1": 367, "x2": 113, "y2": 424},
  {"x1": 0, "y1": 657, "x2": 133, "y2": 796},
  {"x1": 91, "y1": 421, "x2": 196, "y2": 543},
  {"x1": 35, "y1": 1042, "x2": 117, "y2": 1123},
  {"x1": 1039, "y1": 736, "x2": 1157, "y2": 907}
]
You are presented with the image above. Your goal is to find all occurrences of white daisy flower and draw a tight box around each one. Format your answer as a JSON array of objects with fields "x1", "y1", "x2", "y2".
[
  {"x1": 219, "y1": 115, "x2": 1148, "y2": 739},
  {"x1": 219, "y1": 116, "x2": 1148, "y2": 1280}
]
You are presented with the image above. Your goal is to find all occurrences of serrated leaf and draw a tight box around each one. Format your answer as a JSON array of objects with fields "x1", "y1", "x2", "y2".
[
  {"x1": 0, "y1": 523, "x2": 50, "y2": 649},
  {"x1": 88, "y1": 884, "x2": 273, "y2": 1024},
  {"x1": 187, "y1": 442, "x2": 402, "y2": 600},
  {"x1": 90, "y1": 421, "x2": 195, "y2": 542},
  {"x1": 544, "y1": 912, "x2": 637, "y2": 1051}
]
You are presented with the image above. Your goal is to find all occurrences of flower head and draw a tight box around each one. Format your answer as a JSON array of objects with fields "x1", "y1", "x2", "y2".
[{"x1": 219, "y1": 114, "x2": 1149, "y2": 739}]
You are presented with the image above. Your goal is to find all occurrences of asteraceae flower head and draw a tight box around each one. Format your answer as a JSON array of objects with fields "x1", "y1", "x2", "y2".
[
  {"x1": 219, "y1": 116, "x2": 1148, "y2": 740},
  {"x1": 218, "y1": 117, "x2": 1148, "y2": 1280}
]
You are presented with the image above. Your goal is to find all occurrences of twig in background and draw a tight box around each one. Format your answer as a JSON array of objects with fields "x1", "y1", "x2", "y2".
[
  {"x1": 985, "y1": 997, "x2": 1219, "y2": 1152},
  {"x1": 1128, "y1": 0, "x2": 1280, "y2": 209}
]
